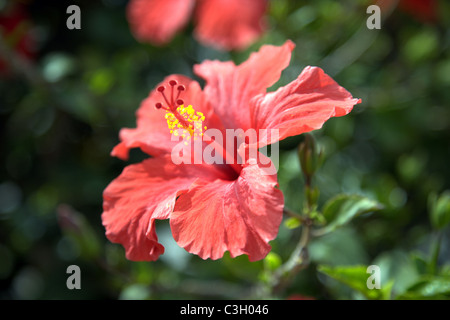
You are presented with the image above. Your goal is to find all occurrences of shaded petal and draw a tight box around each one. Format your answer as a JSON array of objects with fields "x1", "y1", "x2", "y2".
[
  {"x1": 170, "y1": 153, "x2": 284, "y2": 261},
  {"x1": 194, "y1": 40, "x2": 295, "y2": 131},
  {"x1": 194, "y1": 0, "x2": 267, "y2": 51},
  {"x1": 249, "y1": 66, "x2": 361, "y2": 147},
  {"x1": 127, "y1": 0, "x2": 195, "y2": 45},
  {"x1": 111, "y1": 75, "x2": 221, "y2": 160},
  {"x1": 102, "y1": 155, "x2": 227, "y2": 261}
]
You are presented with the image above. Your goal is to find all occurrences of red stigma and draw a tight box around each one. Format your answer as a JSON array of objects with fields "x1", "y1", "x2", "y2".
[{"x1": 154, "y1": 79, "x2": 185, "y2": 110}]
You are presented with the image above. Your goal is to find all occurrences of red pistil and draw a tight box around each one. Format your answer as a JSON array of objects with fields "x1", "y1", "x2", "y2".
[
  {"x1": 155, "y1": 80, "x2": 192, "y2": 129},
  {"x1": 155, "y1": 80, "x2": 186, "y2": 112}
]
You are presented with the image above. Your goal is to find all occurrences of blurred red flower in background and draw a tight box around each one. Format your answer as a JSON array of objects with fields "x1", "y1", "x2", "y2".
[
  {"x1": 377, "y1": 0, "x2": 438, "y2": 23},
  {"x1": 398, "y1": 0, "x2": 437, "y2": 23},
  {"x1": 102, "y1": 41, "x2": 361, "y2": 262},
  {"x1": 126, "y1": 0, "x2": 268, "y2": 51},
  {"x1": 0, "y1": 2, "x2": 35, "y2": 73}
]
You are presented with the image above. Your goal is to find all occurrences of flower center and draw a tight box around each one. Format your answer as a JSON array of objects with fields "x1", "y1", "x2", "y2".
[
  {"x1": 154, "y1": 79, "x2": 242, "y2": 176},
  {"x1": 155, "y1": 80, "x2": 206, "y2": 140}
]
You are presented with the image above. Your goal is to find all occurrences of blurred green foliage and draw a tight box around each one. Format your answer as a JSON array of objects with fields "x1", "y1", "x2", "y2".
[{"x1": 0, "y1": 0, "x2": 449, "y2": 300}]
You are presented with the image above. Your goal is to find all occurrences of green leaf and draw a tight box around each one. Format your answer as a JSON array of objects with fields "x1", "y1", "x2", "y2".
[
  {"x1": 373, "y1": 250, "x2": 420, "y2": 296},
  {"x1": 284, "y1": 217, "x2": 301, "y2": 229},
  {"x1": 318, "y1": 265, "x2": 392, "y2": 300},
  {"x1": 316, "y1": 194, "x2": 383, "y2": 235},
  {"x1": 440, "y1": 266, "x2": 450, "y2": 277},
  {"x1": 429, "y1": 191, "x2": 450, "y2": 229},
  {"x1": 410, "y1": 253, "x2": 428, "y2": 275},
  {"x1": 397, "y1": 276, "x2": 450, "y2": 300},
  {"x1": 264, "y1": 252, "x2": 282, "y2": 271}
]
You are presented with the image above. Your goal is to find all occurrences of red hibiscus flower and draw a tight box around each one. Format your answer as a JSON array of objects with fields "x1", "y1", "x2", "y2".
[
  {"x1": 102, "y1": 40, "x2": 361, "y2": 261},
  {"x1": 126, "y1": 0, "x2": 268, "y2": 51}
]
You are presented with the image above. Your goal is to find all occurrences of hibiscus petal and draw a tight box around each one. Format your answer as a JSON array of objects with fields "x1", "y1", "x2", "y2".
[
  {"x1": 127, "y1": 0, "x2": 195, "y2": 45},
  {"x1": 249, "y1": 66, "x2": 362, "y2": 147},
  {"x1": 194, "y1": 40, "x2": 295, "y2": 131},
  {"x1": 194, "y1": 0, "x2": 267, "y2": 51},
  {"x1": 170, "y1": 154, "x2": 284, "y2": 261},
  {"x1": 102, "y1": 155, "x2": 227, "y2": 261},
  {"x1": 111, "y1": 75, "x2": 219, "y2": 160}
]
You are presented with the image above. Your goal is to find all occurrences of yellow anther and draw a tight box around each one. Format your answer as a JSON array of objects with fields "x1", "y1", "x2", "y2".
[{"x1": 164, "y1": 104, "x2": 207, "y2": 140}]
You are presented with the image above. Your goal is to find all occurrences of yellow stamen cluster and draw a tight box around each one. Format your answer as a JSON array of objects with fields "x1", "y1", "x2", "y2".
[{"x1": 165, "y1": 105, "x2": 207, "y2": 141}]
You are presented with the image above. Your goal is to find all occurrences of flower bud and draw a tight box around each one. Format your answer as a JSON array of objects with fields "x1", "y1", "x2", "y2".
[{"x1": 298, "y1": 133, "x2": 323, "y2": 181}]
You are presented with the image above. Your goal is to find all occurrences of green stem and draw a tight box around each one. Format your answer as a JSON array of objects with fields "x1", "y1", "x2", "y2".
[
  {"x1": 270, "y1": 217, "x2": 313, "y2": 296},
  {"x1": 283, "y1": 207, "x2": 310, "y2": 224}
]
